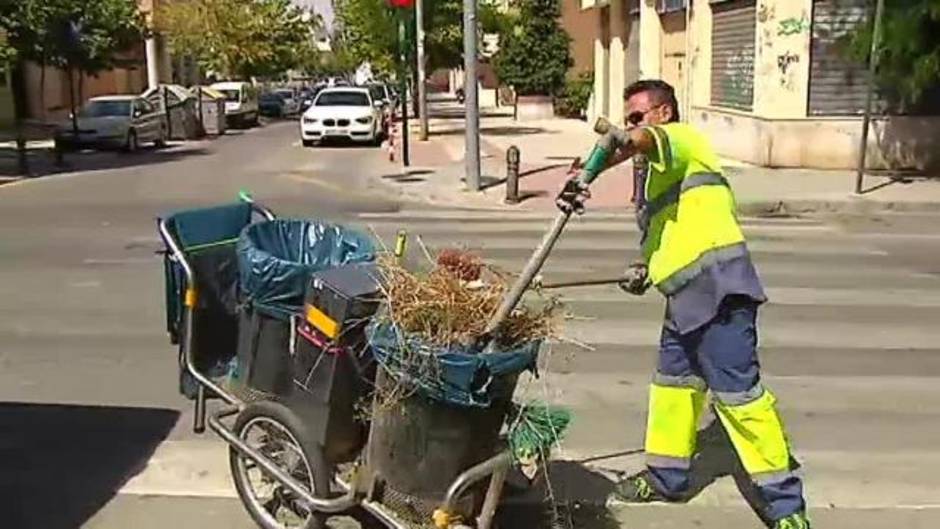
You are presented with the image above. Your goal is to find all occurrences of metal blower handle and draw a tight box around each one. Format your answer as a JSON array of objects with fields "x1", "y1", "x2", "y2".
[{"x1": 480, "y1": 118, "x2": 630, "y2": 343}]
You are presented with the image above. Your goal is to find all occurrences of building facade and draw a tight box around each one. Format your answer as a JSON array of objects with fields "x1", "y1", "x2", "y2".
[
  {"x1": 573, "y1": 0, "x2": 940, "y2": 170},
  {"x1": 17, "y1": 0, "x2": 172, "y2": 122}
]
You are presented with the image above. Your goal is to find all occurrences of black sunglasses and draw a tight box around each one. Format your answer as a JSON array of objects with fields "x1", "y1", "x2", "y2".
[{"x1": 627, "y1": 106, "x2": 660, "y2": 126}]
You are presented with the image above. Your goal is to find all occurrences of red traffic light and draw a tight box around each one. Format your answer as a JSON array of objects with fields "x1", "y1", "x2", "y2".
[{"x1": 387, "y1": 0, "x2": 414, "y2": 8}]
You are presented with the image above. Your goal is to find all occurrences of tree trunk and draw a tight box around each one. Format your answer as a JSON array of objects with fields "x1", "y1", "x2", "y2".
[
  {"x1": 67, "y1": 66, "x2": 78, "y2": 135},
  {"x1": 11, "y1": 60, "x2": 30, "y2": 176},
  {"x1": 39, "y1": 57, "x2": 47, "y2": 120}
]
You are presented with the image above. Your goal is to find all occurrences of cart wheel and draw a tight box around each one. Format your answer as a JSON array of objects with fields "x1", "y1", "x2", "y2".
[{"x1": 230, "y1": 401, "x2": 333, "y2": 529}]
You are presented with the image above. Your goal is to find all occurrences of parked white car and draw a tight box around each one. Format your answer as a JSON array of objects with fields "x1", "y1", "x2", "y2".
[
  {"x1": 300, "y1": 88, "x2": 385, "y2": 146},
  {"x1": 210, "y1": 81, "x2": 259, "y2": 128},
  {"x1": 54, "y1": 95, "x2": 166, "y2": 152}
]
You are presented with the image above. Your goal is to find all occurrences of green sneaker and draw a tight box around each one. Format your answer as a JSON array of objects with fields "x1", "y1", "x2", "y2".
[
  {"x1": 773, "y1": 512, "x2": 811, "y2": 529},
  {"x1": 606, "y1": 471, "x2": 677, "y2": 506}
]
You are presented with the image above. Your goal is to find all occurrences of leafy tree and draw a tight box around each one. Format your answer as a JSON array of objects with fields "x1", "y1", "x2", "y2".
[
  {"x1": 332, "y1": 0, "x2": 510, "y2": 77},
  {"x1": 0, "y1": 0, "x2": 144, "y2": 128},
  {"x1": 492, "y1": 0, "x2": 571, "y2": 96},
  {"x1": 333, "y1": 0, "x2": 398, "y2": 75},
  {"x1": 845, "y1": 0, "x2": 940, "y2": 108},
  {"x1": 0, "y1": 0, "x2": 144, "y2": 73},
  {"x1": 157, "y1": 0, "x2": 319, "y2": 79},
  {"x1": 0, "y1": 30, "x2": 14, "y2": 63}
]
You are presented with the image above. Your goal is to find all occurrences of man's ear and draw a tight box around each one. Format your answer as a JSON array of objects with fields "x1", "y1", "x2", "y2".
[{"x1": 659, "y1": 104, "x2": 674, "y2": 123}]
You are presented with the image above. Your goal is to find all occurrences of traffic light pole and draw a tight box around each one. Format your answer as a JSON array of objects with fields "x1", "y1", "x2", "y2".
[
  {"x1": 463, "y1": 0, "x2": 480, "y2": 190},
  {"x1": 399, "y1": 14, "x2": 411, "y2": 167}
]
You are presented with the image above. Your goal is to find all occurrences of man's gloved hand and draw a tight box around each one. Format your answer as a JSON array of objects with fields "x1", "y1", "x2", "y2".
[
  {"x1": 556, "y1": 176, "x2": 590, "y2": 214},
  {"x1": 618, "y1": 262, "x2": 650, "y2": 295}
]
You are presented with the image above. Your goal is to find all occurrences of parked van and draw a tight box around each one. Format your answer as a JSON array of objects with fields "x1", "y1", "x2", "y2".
[{"x1": 210, "y1": 81, "x2": 259, "y2": 128}]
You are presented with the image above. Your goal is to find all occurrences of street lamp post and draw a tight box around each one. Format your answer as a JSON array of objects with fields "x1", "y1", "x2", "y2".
[
  {"x1": 855, "y1": 0, "x2": 886, "y2": 195},
  {"x1": 388, "y1": 0, "x2": 414, "y2": 167}
]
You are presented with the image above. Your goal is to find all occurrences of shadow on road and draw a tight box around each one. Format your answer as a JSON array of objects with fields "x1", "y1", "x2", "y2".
[
  {"x1": 496, "y1": 418, "x2": 784, "y2": 528},
  {"x1": 0, "y1": 402, "x2": 179, "y2": 529},
  {"x1": 0, "y1": 145, "x2": 212, "y2": 178}
]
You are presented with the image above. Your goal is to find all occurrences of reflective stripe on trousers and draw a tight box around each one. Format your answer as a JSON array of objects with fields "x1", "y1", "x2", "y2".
[
  {"x1": 713, "y1": 387, "x2": 793, "y2": 477},
  {"x1": 645, "y1": 381, "x2": 706, "y2": 464}
]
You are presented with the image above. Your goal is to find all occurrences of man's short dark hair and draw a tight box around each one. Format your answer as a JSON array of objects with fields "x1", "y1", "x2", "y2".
[{"x1": 624, "y1": 80, "x2": 680, "y2": 123}]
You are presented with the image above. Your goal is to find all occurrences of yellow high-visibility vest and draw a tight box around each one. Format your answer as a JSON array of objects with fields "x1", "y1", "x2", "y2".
[{"x1": 640, "y1": 123, "x2": 746, "y2": 294}]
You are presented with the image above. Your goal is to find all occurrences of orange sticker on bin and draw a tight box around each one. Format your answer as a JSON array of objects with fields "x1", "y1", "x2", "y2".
[
  {"x1": 184, "y1": 288, "x2": 198, "y2": 307},
  {"x1": 305, "y1": 304, "x2": 339, "y2": 338}
]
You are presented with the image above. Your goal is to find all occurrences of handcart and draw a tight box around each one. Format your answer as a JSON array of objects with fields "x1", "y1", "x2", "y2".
[
  {"x1": 156, "y1": 117, "x2": 627, "y2": 529},
  {"x1": 158, "y1": 198, "x2": 527, "y2": 529}
]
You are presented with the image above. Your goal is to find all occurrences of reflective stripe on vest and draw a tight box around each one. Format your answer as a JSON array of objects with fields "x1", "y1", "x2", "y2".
[
  {"x1": 657, "y1": 241, "x2": 749, "y2": 295},
  {"x1": 639, "y1": 172, "x2": 729, "y2": 232}
]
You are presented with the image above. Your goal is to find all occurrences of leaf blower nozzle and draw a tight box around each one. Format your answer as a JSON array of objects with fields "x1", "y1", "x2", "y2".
[{"x1": 579, "y1": 117, "x2": 631, "y2": 185}]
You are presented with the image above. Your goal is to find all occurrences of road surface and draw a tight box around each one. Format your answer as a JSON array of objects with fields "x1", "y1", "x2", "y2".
[{"x1": 1, "y1": 121, "x2": 938, "y2": 528}]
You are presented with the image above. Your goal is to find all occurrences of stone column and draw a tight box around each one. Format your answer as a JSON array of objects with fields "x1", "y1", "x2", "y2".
[
  {"x1": 607, "y1": 0, "x2": 627, "y2": 124},
  {"x1": 638, "y1": 0, "x2": 662, "y2": 80},
  {"x1": 752, "y1": 0, "x2": 813, "y2": 119},
  {"x1": 689, "y1": 0, "x2": 713, "y2": 110},
  {"x1": 591, "y1": 7, "x2": 610, "y2": 121}
]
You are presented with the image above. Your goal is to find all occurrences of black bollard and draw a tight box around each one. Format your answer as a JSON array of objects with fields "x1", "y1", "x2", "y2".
[{"x1": 505, "y1": 145, "x2": 521, "y2": 204}]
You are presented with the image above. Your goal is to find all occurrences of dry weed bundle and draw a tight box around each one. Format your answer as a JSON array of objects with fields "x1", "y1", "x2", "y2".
[{"x1": 376, "y1": 249, "x2": 559, "y2": 349}]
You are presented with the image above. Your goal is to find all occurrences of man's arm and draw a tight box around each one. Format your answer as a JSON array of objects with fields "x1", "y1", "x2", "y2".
[{"x1": 603, "y1": 127, "x2": 657, "y2": 170}]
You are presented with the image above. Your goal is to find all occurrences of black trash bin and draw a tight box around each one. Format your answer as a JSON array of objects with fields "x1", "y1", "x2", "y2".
[
  {"x1": 365, "y1": 321, "x2": 540, "y2": 519},
  {"x1": 233, "y1": 219, "x2": 375, "y2": 398}
]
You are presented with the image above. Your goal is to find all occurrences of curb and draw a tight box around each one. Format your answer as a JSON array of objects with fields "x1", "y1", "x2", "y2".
[{"x1": 737, "y1": 197, "x2": 940, "y2": 217}]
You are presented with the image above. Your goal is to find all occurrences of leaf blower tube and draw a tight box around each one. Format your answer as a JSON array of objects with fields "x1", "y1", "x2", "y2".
[
  {"x1": 581, "y1": 117, "x2": 631, "y2": 184},
  {"x1": 481, "y1": 118, "x2": 631, "y2": 343}
]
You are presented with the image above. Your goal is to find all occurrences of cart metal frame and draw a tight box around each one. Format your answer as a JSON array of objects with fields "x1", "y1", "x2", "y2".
[{"x1": 158, "y1": 200, "x2": 513, "y2": 529}]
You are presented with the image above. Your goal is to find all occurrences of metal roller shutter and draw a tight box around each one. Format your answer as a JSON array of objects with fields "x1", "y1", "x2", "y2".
[
  {"x1": 808, "y1": 0, "x2": 873, "y2": 115},
  {"x1": 710, "y1": 1, "x2": 756, "y2": 111}
]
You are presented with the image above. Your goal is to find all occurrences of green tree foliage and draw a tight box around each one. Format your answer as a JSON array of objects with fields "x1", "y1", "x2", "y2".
[
  {"x1": 333, "y1": 0, "x2": 509, "y2": 77},
  {"x1": 157, "y1": 0, "x2": 319, "y2": 79},
  {"x1": 333, "y1": 0, "x2": 398, "y2": 75},
  {"x1": 555, "y1": 70, "x2": 593, "y2": 118},
  {"x1": 492, "y1": 0, "x2": 571, "y2": 96},
  {"x1": 0, "y1": 30, "x2": 14, "y2": 63},
  {"x1": 846, "y1": 0, "x2": 940, "y2": 107},
  {"x1": 0, "y1": 0, "x2": 144, "y2": 73}
]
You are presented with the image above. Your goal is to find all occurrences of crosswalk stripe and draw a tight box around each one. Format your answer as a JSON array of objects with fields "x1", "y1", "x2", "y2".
[{"x1": 127, "y1": 207, "x2": 937, "y2": 514}]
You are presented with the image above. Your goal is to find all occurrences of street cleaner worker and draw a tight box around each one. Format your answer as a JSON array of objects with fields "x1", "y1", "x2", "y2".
[{"x1": 556, "y1": 80, "x2": 810, "y2": 529}]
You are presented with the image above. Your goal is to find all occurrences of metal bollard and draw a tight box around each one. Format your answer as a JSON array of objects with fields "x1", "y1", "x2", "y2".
[{"x1": 505, "y1": 145, "x2": 521, "y2": 204}]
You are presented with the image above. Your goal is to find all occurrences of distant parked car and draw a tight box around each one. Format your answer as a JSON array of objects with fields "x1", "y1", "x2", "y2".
[
  {"x1": 299, "y1": 87, "x2": 384, "y2": 147},
  {"x1": 210, "y1": 81, "x2": 259, "y2": 128},
  {"x1": 272, "y1": 89, "x2": 301, "y2": 116},
  {"x1": 259, "y1": 92, "x2": 293, "y2": 118},
  {"x1": 55, "y1": 95, "x2": 167, "y2": 152},
  {"x1": 298, "y1": 87, "x2": 322, "y2": 112},
  {"x1": 366, "y1": 83, "x2": 394, "y2": 129}
]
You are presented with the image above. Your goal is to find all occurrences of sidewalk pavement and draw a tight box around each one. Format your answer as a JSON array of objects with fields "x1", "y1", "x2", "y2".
[{"x1": 381, "y1": 99, "x2": 940, "y2": 215}]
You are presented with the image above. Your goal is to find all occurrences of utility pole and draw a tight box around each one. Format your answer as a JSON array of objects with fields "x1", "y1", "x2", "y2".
[
  {"x1": 855, "y1": 0, "x2": 885, "y2": 195},
  {"x1": 399, "y1": 12, "x2": 411, "y2": 167},
  {"x1": 463, "y1": 0, "x2": 480, "y2": 191},
  {"x1": 416, "y1": 0, "x2": 429, "y2": 141}
]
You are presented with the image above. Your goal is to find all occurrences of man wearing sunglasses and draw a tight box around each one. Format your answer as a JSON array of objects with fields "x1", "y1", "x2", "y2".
[{"x1": 558, "y1": 80, "x2": 809, "y2": 529}]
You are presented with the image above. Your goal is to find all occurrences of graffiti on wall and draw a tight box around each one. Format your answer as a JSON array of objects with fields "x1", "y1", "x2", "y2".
[
  {"x1": 778, "y1": 14, "x2": 810, "y2": 37},
  {"x1": 723, "y1": 48, "x2": 755, "y2": 103},
  {"x1": 777, "y1": 52, "x2": 801, "y2": 90}
]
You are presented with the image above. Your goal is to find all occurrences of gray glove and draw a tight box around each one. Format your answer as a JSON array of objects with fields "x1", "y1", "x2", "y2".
[
  {"x1": 618, "y1": 262, "x2": 650, "y2": 295},
  {"x1": 555, "y1": 177, "x2": 590, "y2": 214}
]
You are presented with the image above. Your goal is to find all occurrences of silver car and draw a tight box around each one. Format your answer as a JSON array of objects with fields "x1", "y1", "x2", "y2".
[{"x1": 55, "y1": 95, "x2": 167, "y2": 152}]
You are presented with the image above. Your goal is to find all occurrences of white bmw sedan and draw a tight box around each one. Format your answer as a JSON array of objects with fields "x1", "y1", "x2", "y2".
[{"x1": 300, "y1": 87, "x2": 385, "y2": 147}]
